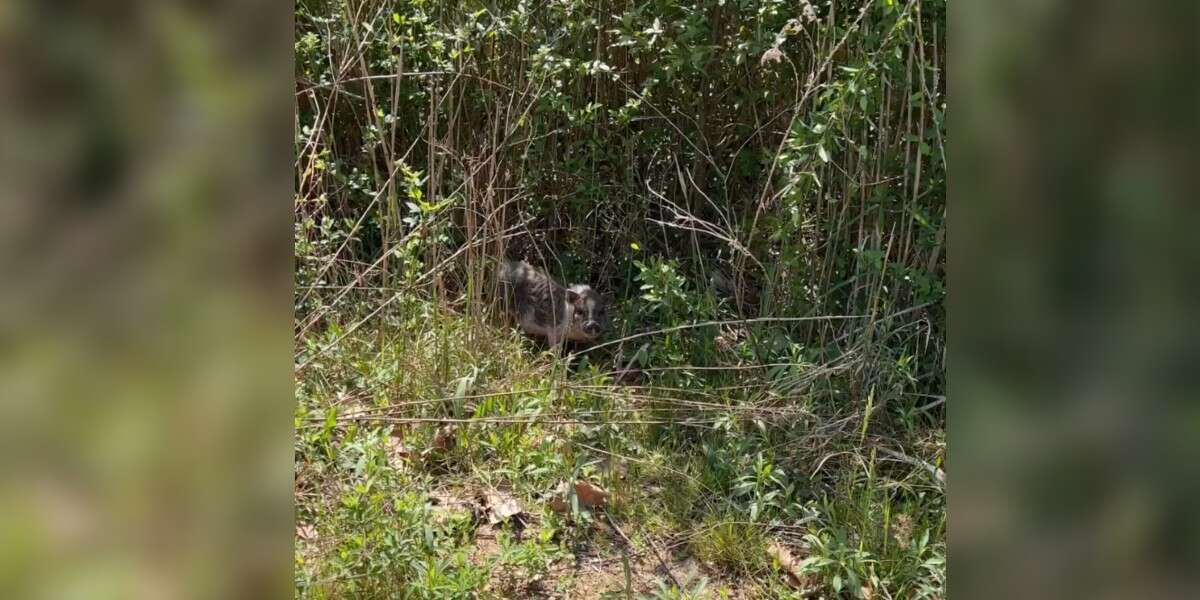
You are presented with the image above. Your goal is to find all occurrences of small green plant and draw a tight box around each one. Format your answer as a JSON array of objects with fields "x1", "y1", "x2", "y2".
[
  {"x1": 642, "y1": 572, "x2": 710, "y2": 600},
  {"x1": 496, "y1": 523, "x2": 565, "y2": 587},
  {"x1": 691, "y1": 517, "x2": 767, "y2": 576},
  {"x1": 635, "y1": 257, "x2": 692, "y2": 321},
  {"x1": 795, "y1": 530, "x2": 879, "y2": 599},
  {"x1": 732, "y1": 452, "x2": 794, "y2": 522}
]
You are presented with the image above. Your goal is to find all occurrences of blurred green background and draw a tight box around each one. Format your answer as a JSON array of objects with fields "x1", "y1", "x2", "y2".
[
  {"x1": 952, "y1": 0, "x2": 1200, "y2": 598},
  {"x1": 0, "y1": 1, "x2": 293, "y2": 598}
]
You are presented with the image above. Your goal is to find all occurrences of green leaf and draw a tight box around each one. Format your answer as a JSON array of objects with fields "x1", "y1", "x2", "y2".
[
  {"x1": 817, "y1": 144, "x2": 830, "y2": 163},
  {"x1": 630, "y1": 242, "x2": 640, "y2": 251},
  {"x1": 323, "y1": 406, "x2": 338, "y2": 436}
]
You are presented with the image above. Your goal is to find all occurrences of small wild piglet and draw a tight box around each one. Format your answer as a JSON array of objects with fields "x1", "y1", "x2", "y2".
[{"x1": 497, "y1": 259, "x2": 606, "y2": 347}]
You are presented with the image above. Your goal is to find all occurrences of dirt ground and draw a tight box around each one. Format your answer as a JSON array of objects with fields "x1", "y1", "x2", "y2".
[{"x1": 469, "y1": 518, "x2": 754, "y2": 599}]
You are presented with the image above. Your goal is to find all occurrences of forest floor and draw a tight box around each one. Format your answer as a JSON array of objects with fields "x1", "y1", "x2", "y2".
[{"x1": 294, "y1": 307, "x2": 945, "y2": 599}]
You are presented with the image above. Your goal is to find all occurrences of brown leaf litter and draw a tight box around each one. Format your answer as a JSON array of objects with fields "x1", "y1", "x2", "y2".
[
  {"x1": 767, "y1": 541, "x2": 820, "y2": 595},
  {"x1": 480, "y1": 489, "x2": 526, "y2": 526},
  {"x1": 547, "y1": 480, "x2": 610, "y2": 513}
]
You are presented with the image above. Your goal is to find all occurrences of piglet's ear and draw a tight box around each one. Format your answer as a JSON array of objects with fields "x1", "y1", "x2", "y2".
[{"x1": 566, "y1": 289, "x2": 581, "y2": 304}]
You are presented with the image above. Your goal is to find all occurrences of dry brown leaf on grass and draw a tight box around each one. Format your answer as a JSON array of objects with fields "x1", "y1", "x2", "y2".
[
  {"x1": 296, "y1": 523, "x2": 318, "y2": 542},
  {"x1": 767, "y1": 542, "x2": 800, "y2": 581},
  {"x1": 574, "y1": 480, "x2": 610, "y2": 508},
  {"x1": 547, "y1": 495, "x2": 570, "y2": 513},
  {"x1": 431, "y1": 424, "x2": 457, "y2": 451},
  {"x1": 767, "y1": 542, "x2": 818, "y2": 594},
  {"x1": 482, "y1": 490, "x2": 525, "y2": 525},
  {"x1": 890, "y1": 513, "x2": 914, "y2": 549},
  {"x1": 548, "y1": 480, "x2": 610, "y2": 513}
]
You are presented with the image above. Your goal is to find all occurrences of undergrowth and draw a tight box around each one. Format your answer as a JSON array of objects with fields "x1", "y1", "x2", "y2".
[
  {"x1": 295, "y1": 299, "x2": 944, "y2": 598},
  {"x1": 295, "y1": 0, "x2": 945, "y2": 597}
]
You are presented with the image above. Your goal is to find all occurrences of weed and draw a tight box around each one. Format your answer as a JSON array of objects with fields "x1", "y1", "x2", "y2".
[
  {"x1": 691, "y1": 516, "x2": 768, "y2": 576},
  {"x1": 642, "y1": 572, "x2": 711, "y2": 600}
]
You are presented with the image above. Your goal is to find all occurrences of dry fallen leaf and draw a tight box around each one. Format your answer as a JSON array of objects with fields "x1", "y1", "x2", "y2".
[
  {"x1": 891, "y1": 513, "x2": 914, "y2": 548},
  {"x1": 767, "y1": 542, "x2": 798, "y2": 578},
  {"x1": 767, "y1": 542, "x2": 817, "y2": 594},
  {"x1": 548, "y1": 480, "x2": 610, "y2": 513},
  {"x1": 548, "y1": 494, "x2": 569, "y2": 513},
  {"x1": 574, "y1": 480, "x2": 609, "y2": 508},
  {"x1": 296, "y1": 523, "x2": 318, "y2": 542},
  {"x1": 483, "y1": 490, "x2": 525, "y2": 525},
  {"x1": 431, "y1": 424, "x2": 456, "y2": 451}
]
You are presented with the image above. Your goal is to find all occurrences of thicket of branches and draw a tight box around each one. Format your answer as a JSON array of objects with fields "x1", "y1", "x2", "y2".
[{"x1": 295, "y1": 0, "x2": 944, "y2": 401}]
